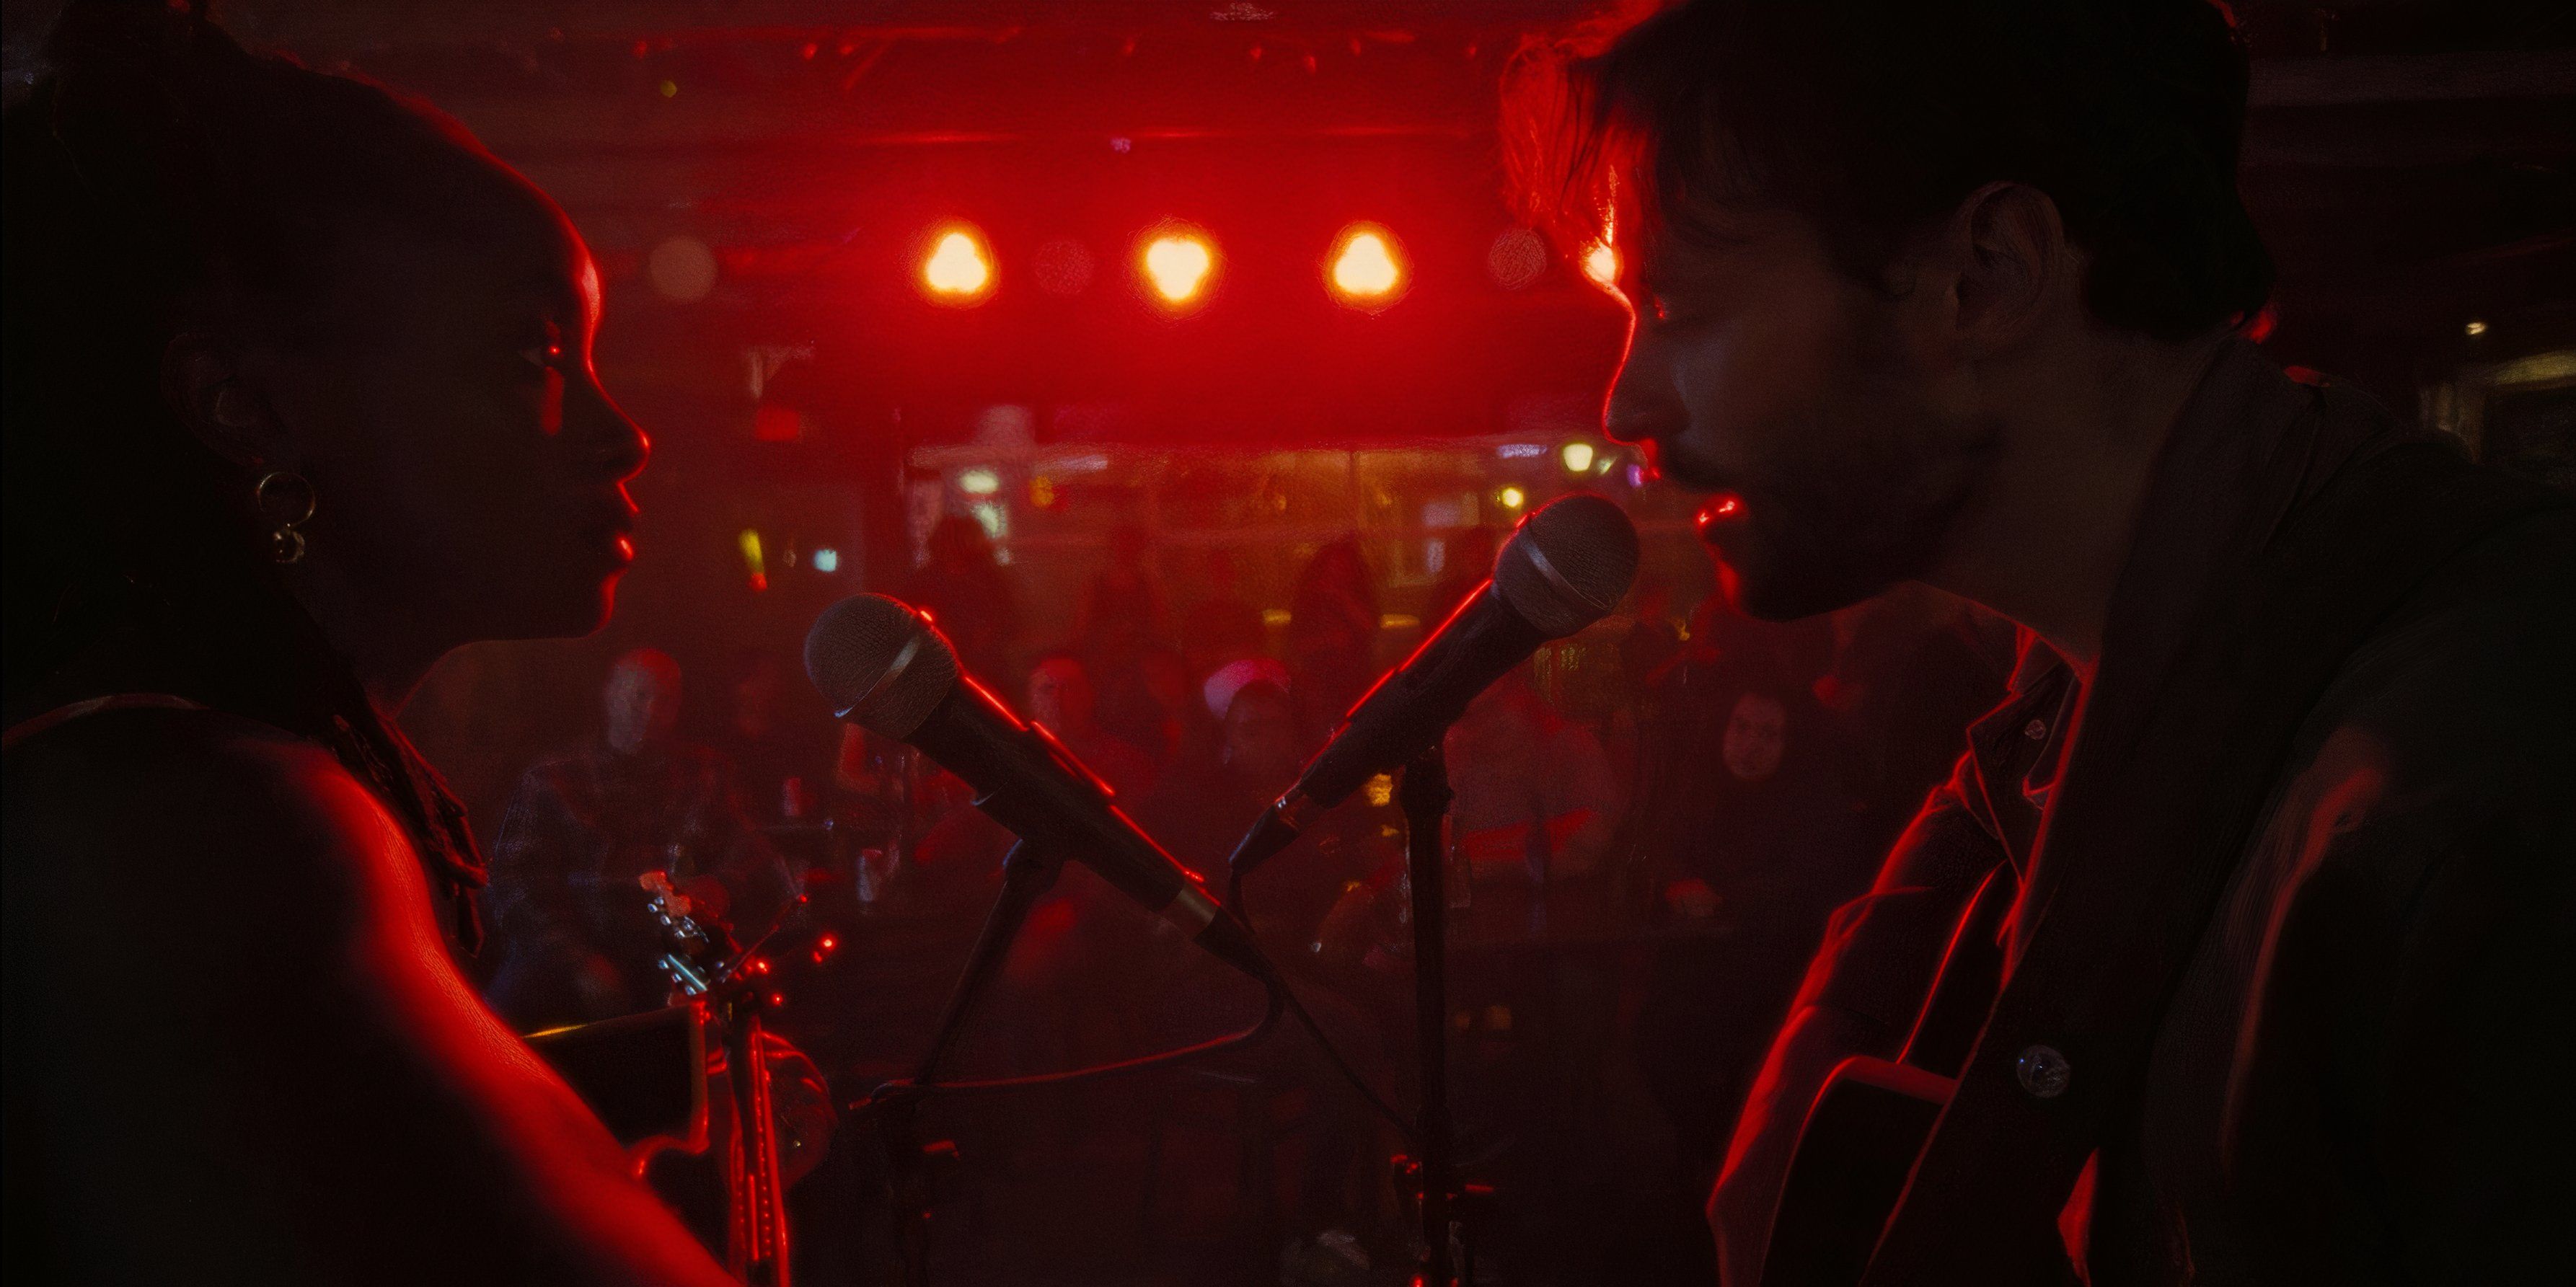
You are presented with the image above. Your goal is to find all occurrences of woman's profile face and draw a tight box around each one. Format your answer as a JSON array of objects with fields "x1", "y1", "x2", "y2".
[{"x1": 254, "y1": 174, "x2": 648, "y2": 647}]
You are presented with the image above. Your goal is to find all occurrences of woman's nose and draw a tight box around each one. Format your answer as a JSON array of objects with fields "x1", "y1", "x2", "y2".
[{"x1": 573, "y1": 384, "x2": 650, "y2": 482}]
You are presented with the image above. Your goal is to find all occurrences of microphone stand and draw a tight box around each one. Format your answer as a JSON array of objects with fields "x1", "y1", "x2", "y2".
[
  {"x1": 1398, "y1": 745, "x2": 1468, "y2": 1287},
  {"x1": 872, "y1": 839, "x2": 1063, "y2": 1287}
]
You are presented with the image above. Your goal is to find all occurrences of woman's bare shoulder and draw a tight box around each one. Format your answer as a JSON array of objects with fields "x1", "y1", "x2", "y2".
[{"x1": 4, "y1": 706, "x2": 407, "y2": 926}]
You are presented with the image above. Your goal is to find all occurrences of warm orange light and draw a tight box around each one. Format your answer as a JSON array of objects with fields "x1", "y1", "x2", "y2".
[
  {"x1": 1328, "y1": 224, "x2": 1406, "y2": 306},
  {"x1": 1142, "y1": 233, "x2": 1214, "y2": 305},
  {"x1": 1582, "y1": 240, "x2": 1619, "y2": 288},
  {"x1": 922, "y1": 226, "x2": 993, "y2": 301}
]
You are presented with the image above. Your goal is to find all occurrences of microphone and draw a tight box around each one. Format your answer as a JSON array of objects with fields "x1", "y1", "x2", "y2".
[
  {"x1": 804, "y1": 594, "x2": 1274, "y2": 983},
  {"x1": 1228, "y1": 492, "x2": 1640, "y2": 880}
]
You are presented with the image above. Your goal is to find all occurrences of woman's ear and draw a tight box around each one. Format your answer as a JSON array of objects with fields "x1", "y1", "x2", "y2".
[{"x1": 162, "y1": 331, "x2": 290, "y2": 470}]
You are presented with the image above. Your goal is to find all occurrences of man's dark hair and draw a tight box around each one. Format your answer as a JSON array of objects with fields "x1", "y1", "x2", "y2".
[{"x1": 1507, "y1": 0, "x2": 2273, "y2": 340}]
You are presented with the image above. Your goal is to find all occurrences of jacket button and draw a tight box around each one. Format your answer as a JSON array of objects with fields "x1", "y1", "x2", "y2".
[
  {"x1": 2016, "y1": 1045, "x2": 2072, "y2": 1099},
  {"x1": 2024, "y1": 718, "x2": 2049, "y2": 741}
]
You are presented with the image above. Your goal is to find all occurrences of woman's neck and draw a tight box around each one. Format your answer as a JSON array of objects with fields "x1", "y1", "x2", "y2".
[{"x1": 282, "y1": 562, "x2": 454, "y2": 714}]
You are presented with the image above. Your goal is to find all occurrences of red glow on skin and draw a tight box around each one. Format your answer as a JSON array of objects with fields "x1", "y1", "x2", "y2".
[
  {"x1": 1696, "y1": 495, "x2": 1744, "y2": 530},
  {"x1": 1583, "y1": 242, "x2": 1618, "y2": 288}
]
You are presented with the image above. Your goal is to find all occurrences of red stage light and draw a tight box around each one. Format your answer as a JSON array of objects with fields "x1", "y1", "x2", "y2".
[
  {"x1": 1328, "y1": 222, "x2": 1408, "y2": 309},
  {"x1": 921, "y1": 224, "x2": 994, "y2": 303},
  {"x1": 1140, "y1": 231, "x2": 1215, "y2": 307}
]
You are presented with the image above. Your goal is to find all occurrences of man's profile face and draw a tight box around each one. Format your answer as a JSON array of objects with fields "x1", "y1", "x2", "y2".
[{"x1": 1603, "y1": 205, "x2": 1992, "y2": 621}]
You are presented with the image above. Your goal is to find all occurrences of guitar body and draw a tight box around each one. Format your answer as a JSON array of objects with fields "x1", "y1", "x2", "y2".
[
  {"x1": 1757, "y1": 1058, "x2": 1951, "y2": 1287},
  {"x1": 1756, "y1": 865, "x2": 2019, "y2": 1287},
  {"x1": 526, "y1": 1004, "x2": 709, "y2": 1163}
]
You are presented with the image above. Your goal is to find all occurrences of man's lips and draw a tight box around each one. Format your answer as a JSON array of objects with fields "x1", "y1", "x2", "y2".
[{"x1": 1695, "y1": 492, "x2": 1747, "y2": 536}]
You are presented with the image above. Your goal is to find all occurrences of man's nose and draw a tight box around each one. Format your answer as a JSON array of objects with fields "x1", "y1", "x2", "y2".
[{"x1": 1602, "y1": 326, "x2": 1685, "y2": 448}]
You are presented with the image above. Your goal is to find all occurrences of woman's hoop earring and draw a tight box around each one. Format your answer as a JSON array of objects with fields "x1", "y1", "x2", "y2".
[{"x1": 254, "y1": 471, "x2": 317, "y2": 565}]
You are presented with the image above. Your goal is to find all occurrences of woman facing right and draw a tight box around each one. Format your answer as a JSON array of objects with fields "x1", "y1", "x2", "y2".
[{"x1": 5, "y1": 4, "x2": 733, "y2": 1282}]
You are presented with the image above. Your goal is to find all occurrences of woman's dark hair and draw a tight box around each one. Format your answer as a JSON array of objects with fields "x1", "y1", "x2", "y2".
[
  {"x1": 1506, "y1": 0, "x2": 2274, "y2": 341},
  {"x1": 3, "y1": 0, "x2": 519, "y2": 949}
]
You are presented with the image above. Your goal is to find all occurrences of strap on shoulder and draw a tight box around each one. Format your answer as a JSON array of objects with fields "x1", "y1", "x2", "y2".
[{"x1": 1, "y1": 693, "x2": 208, "y2": 754}]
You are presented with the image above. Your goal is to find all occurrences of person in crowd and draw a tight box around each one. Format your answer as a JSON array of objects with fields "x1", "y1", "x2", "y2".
[
  {"x1": 1630, "y1": 663, "x2": 1878, "y2": 1188},
  {"x1": 1435, "y1": 671, "x2": 1633, "y2": 1280},
  {"x1": 1426, "y1": 524, "x2": 1502, "y2": 627},
  {"x1": 1133, "y1": 664, "x2": 1405, "y2": 1259},
  {"x1": 901, "y1": 650, "x2": 1157, "y2": 952},
  {"x1": 1284, "y1": 537, "x2": 1382, "y2": 747},
  {"x1": 1141, "y1": 661, "x2": 1394, "y2": 947},
  {"x1": 485, "y1": 649, "x2": 793, "y2": 1029},
  {"x1": 1, "y1": 3, "x2": 733, "y2": 1278},
  {"x1": 1025, "y1": 650, "x2": 1160, "y2": 799},
  {"x1": 901, "y1": 514, "x2": 1022, "y2": 689},
  {"x1": 1072, "y1": 525, "x2": 1181, "y2": 764},
  {"x1": 710, "y1": 649, "x2": 834, "y2": 827},
  {"x1": 1444, "y1": 673, "x2": 1624, "y2": 942},
  {"x1": 1647, "y1": 585, "x2": 1835, "y2": 702},
  {"x1": 1175, "y1": 546, "x2": 1268, "y2": 679}
]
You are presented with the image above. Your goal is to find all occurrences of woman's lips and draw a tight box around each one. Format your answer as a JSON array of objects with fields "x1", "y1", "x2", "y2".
[{"x1": 581, "y1": 520, "x2": 635, "y2": 567}]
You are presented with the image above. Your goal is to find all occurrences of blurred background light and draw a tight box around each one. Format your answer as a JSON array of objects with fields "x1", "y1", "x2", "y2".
[
  {"x1": 1328, "y1": 222, "x2": 1407, "y2": 306},
  {"x1": 736, "y1": 528, "x2": 766, "y2": 592},
  {"x1": 1486, "y1": 228, "x2": 1548, "y2": 290},
  {"x1": 646, "y1": 235, "x2": 718, "y2": 302},
  {"x1": 1142, "y1": 231, "x2": 1216, "y2": 306},
  {"x1": 922, "y1": 225, "x2": 994, "y2": 301}
]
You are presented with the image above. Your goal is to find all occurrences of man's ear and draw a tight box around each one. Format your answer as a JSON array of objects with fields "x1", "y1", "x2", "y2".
[
  {"x1": 1946, "y1": 181, "x2": 2078, "y2": 355},
  {"x1": 162, "y1": 331, "x2": 290, "y2": 470}
]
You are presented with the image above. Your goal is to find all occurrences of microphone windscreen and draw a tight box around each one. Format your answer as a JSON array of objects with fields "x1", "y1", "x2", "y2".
[
  {"x1": 1491, "y1": 493, "x2": 1641, "y2": 637},
  {"x1": 804, "y1": 593, "x2": 963, "y2": 740}
]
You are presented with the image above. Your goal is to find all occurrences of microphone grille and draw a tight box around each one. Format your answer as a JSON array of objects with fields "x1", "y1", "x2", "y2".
[
  {"x1": 803, "y1": 594, "x2": 961, "y2": 740},
  {"x1": 1492, "y1": 492, "x2": 1641, "y2": 638}
]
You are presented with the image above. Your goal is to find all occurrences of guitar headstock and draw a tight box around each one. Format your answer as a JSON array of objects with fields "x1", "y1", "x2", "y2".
[{"x1": 640, "y1": 870, "x2": 736, "y2": 997}]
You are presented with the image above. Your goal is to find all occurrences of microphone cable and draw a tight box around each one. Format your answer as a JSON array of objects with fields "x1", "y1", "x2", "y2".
[{"x1": 850, "y1": 955, "x2": 1418, "y2": 1146}]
